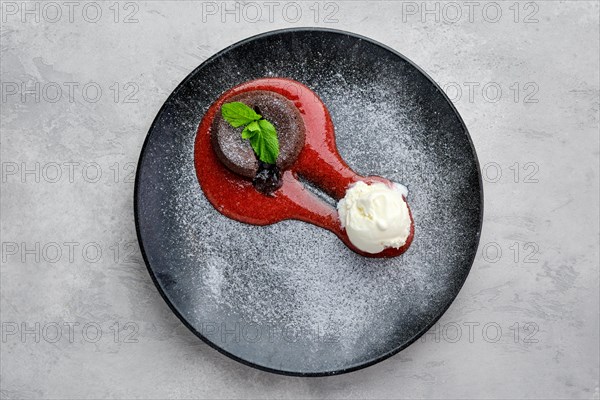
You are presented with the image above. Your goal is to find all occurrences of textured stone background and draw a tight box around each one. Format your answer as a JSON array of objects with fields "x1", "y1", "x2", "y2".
[{"x1": 1, "y1": 1, "x2": 598, "y2": 399}]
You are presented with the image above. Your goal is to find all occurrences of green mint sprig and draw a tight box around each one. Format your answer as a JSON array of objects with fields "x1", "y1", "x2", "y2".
[{"x1": 221, "y1": 102, "x2": 279, "y2": 165}]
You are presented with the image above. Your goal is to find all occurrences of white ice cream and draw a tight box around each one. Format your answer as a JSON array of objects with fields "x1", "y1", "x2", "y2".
[{"x1": 337, "y1": 181, "x2": 411, "y2": 254}]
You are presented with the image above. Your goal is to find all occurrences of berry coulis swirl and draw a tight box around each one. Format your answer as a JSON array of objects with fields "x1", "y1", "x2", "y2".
[{"x1": 194, "y1": 78, "x2": 414, "y2": 258}]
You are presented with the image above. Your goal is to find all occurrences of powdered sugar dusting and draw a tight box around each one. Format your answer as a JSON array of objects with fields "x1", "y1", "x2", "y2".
[{"x1": 136, "y1": 30, "x2": 481, "y2": 374}]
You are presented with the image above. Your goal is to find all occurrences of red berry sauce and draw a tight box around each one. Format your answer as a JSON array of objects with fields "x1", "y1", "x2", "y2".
[{"x1": 194, "y1": 78, "x2": 414, "y2": 258}]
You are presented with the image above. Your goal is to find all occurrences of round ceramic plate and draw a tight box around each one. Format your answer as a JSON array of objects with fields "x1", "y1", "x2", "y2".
[{"x1": 135, "y1": 28, "x2": 483, "y2": 376}]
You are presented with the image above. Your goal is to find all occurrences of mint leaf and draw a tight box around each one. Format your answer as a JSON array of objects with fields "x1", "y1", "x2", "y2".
[
  {"x1": 251, "y1": 119, "x2": 279, "y2": 164},
  {"x1": 258, "y1": 118, "x2": 276, "y2": 137},
  {"x1": 241, "y1": 121, "x2": 260, "y2": 139},
  {"x1": 246, "y1": 120, "x2": 260, "y2": 132},
  {"x1": 221, "y1": 101, "x2": 280, "y2": 165},
  {"x1": 241, "y1": 126, "x2": 252, "y2": 139},
  {"x1": 221, "y1": 102, "x2": 261, "y2": 127}
]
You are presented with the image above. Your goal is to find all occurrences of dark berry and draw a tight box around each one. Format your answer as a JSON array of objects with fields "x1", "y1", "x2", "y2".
[{"x1": 253, "y1": 161, "x2": 282, "y2": 195}]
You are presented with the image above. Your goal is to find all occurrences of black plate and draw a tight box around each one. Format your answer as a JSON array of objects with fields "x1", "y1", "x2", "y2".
[{"x1": 135, "y1": 28, "x2": 483, "y2": 376}]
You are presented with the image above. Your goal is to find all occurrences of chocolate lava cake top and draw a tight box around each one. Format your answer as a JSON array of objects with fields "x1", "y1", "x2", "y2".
[{"x1": 211, "y1": 90, "x2": 306, "y2": 178}]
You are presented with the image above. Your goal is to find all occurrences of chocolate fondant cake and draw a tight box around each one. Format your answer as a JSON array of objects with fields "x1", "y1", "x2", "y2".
[{"x1": 210, "y1": 90, "x2": 306, "y2": 178}]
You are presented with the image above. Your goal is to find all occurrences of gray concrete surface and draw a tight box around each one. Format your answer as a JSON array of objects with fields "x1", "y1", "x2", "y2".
[{"x1": 1, "y1": 1, "x2": 598, "y2": 399}]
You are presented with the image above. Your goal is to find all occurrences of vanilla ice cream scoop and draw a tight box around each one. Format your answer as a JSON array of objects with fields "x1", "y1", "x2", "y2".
[{"x1": 337, "y1": 181, "x2": 411, "y2": 254}]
